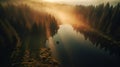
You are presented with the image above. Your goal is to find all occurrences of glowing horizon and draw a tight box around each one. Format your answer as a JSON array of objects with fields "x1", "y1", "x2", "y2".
[{"x1": 30, "y1": 0, "x2": 120, "y2": 6}]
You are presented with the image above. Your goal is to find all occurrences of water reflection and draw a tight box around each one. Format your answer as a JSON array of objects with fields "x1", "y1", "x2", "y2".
[{"x1": 47, "y1": 24, "x2": 120, "y2": 67}]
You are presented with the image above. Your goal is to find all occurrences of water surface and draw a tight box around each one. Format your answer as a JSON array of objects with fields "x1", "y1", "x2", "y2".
[{"x1": 46, "y1": 24, "x2": 120, "y2": 67}]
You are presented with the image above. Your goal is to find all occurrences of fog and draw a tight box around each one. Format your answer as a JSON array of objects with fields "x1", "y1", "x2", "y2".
[{"x1": 32, "y1": 0, "x2": 120, "y2": 6}]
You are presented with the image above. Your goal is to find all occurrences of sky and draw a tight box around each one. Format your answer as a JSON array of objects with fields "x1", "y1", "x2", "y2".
[
  {"x1": 33, "y1": 0, "x2": 120, "y2": 6},
  {"x1": 0, "y1": 0, "x2": 120, "y2": 6}
]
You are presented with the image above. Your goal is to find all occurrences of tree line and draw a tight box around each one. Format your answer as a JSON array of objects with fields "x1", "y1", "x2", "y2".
[
  {"x1": 0, "y1": 3, "x2": 59, "y2": 67},
  {"x1": 76, "y1": 3, "x2": 120, "y2": 41}
]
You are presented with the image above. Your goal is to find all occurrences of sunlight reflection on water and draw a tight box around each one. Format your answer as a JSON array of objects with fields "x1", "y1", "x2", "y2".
[{"x1": 46, "y1": 24, "x2": 120, "y2": 67}]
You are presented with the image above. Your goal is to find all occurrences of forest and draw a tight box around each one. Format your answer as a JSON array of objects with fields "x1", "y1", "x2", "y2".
[
  {"x1": 76, "y1": 3, "x2": 120, "y2": 41},
  {"x1": 75, "y1": 3, "x2": 120, "y2": 57},
  {"x1": 0, "y1": 1, "x2": 120, "y2": 67},
  {"x1": 0, "y1": 3, "x2": 59, "y2": 67}
]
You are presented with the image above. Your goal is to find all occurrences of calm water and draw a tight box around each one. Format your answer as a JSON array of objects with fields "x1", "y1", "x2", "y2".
[{"x1": 46, "y1": 24, "x2": 120, "y2": 67}]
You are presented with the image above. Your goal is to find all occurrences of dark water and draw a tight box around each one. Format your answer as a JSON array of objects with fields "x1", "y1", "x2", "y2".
[{"x1": 46, "y1": 24, "x2": 120, "y2": 67}]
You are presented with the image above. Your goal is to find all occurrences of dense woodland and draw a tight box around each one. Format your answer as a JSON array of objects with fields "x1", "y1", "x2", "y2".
[
  {"x1": 76, "y1": 3, "x2": 120, "y2": 41},
  {"x1": 0, "y1": 3, "x2": 59, "y2": 67},
  {"x1": 75, "y1": 3, "x2": 120, "y2": 56},
  {"x1": 0, "y1": 2, "x2": 120, "y2": 67}
]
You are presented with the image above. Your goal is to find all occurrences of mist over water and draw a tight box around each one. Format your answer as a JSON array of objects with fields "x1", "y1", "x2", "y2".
[
  {"x1": 47, "y1": 24, "x2": 120, "y2": 67},
  {"x1": 0, "y1": 0, "x2": 120, "y2": 67}
]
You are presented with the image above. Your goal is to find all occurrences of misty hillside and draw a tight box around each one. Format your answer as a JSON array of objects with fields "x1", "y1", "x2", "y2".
[
  {"x1": 0, "y1": 3, "x2": 59, "y2": 67},
  {"x1": 74, "y1": 3, "x2": 120, "y2": 56},
  {"x1": 76, "y1": 3, "x2": 120, "y2": 41},
  {"x1": 0, "y1": 1, "x2": 120, "y2": 67}
]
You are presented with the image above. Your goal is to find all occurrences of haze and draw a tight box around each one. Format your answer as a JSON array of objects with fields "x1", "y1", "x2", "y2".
[{"x1": 31, "y1": 0, "x2": 120, "y2": 6}]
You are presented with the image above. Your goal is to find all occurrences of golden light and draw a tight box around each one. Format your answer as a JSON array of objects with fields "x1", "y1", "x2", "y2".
[{"x1": 30, "y1": 0, "x2": 120, "y2": 5}]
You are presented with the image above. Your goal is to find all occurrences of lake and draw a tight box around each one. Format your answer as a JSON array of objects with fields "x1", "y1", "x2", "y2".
[{"x1": 46, "y1": 24, "x2": 120, "y2": 67}]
